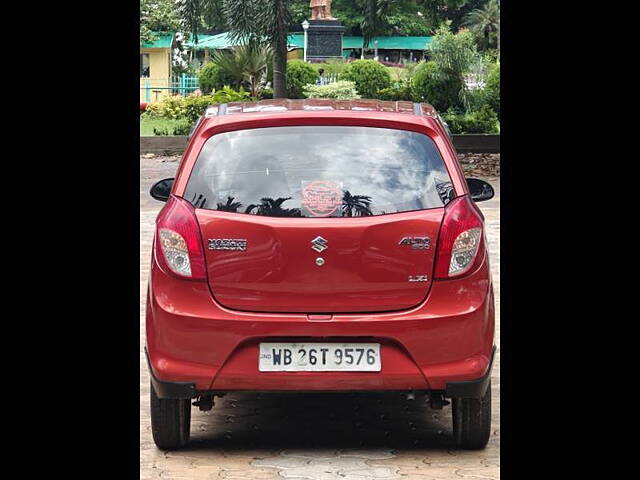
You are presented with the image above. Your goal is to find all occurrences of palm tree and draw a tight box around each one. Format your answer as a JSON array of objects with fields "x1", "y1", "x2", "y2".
[
  {"x1": 342, "y1": 191, "x2": 373, "y2": 217},
  {"x1": 240, "y1": 44, "x2": 272, "y2": 98},
  {"x1": 245, "y1": 197, "x2": 302, "y2": 217},
  {"x1": 212, "y1": 44, "x2": 272, "y2": 98},
  {"x1": 216, "y1": 196, "x2": 243, "y2": 212},
  {"x1": 176, "y1": 0, "x2": 288, "y2": 97},
  {"x1": 176, "y1": 0, "x2": 226, "y2": 44},
  {"x1": 223, "y1": 0, "x2": 290, "y2": 98},
  {"x1": 360, "y1": 0, "x2": 393, "y2": 48},
  {"x1": 462, "y1": 0, "x2": 500, "y2": 52}
]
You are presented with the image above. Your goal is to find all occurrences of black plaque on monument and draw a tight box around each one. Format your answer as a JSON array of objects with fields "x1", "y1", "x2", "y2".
[{"x1": 306, "y1": 20, "x2": 345, "y2": 62}]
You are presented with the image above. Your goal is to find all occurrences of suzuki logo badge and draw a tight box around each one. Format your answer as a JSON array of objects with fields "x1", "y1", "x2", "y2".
[{"x1": 311, "y1": 236, "x2": 328, "y2": 253}]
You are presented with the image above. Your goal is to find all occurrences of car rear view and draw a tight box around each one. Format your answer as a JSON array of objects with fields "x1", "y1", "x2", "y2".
[{"x1": 146, "y1": 100, "x2": 495, "y2": 451}]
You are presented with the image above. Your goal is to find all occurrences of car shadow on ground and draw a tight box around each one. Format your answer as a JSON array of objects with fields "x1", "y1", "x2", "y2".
[{"x1": 182, "y1": 391, "x2": 458, "y2": 452}]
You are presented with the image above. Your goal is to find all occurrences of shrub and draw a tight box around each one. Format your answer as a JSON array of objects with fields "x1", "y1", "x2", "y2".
[
  {"x1": 340, "y1": 59, "x2": 391, "y2": 98},
  {"x1": 484, "y1": 63, "x2": 500, "y2": 120},
  {"x1": 171, "y1": 119, "x2": 194, "y2": 135},
  {"x1": 314, "y1": 59, "x2": 348, "y2": 77},
  {"x1": 153, "y1": 118, "x2": 193, "y2": 136},
  {"x1": 411, "y1": 61, "x2": 463, "y2": 112},
  {"x1": 442, "y1": 105, "x2": 499, "y2": 134},
  {"x1": 182, "y1": 95, "x2": 217, "y2": 122},
  {"x1": 204, "y1": 45, "x2": 271, "y2": 97},
  {"x1": 210, "y1": 85, "x2": 251, "y2": 104},
  {"x1": 143, "y1": 87, "x2": 251, "y2": 122},
  {"x1": 286, "y1": 60, "x2": 319, "y2": 98},
  {"x1": 302, "y1": 81, "x2": 361, "y2": 100},
  {"x1": 144, "y1": 95, "x2": 188, "y2": 120},
  {"x1": 376, "y1": 83, "x2": 416, "y2": 101},
  {"x1": 198, "y1": 62, "x2": 236, "y2": 94},
  {"x1": 259, "y1": 87, "x2": 273, "y2": 99},
  {"x1": 153, "y1": 127, "x2": 170, "y2": 136},
  {"x1": 464, "y1": 87, "x2": 488, "y2": 112}
]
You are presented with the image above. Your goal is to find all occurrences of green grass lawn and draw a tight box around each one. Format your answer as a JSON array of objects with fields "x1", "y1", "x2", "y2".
[{"x1": 140, "y1": 117, "x2": 187, "y2": 136}]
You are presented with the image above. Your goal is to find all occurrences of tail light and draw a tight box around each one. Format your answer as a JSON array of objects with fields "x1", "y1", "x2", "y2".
[
  {"x1": 154, "y1": 196, "x2": 206, "y2": 281},
  {"x1": 434, "y1": 195, "x2": 484, "y2": 279}
]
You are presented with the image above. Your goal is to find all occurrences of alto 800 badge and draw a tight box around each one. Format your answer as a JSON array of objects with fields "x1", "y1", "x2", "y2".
[{"x1": 399, "y1": 236, "x2": 431, "y2": 250}]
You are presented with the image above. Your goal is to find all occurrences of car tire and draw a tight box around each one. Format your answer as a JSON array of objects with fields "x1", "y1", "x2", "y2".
[
  {"x1": 452, "y1": 381, "x2": 491, "y2": 449},
  {"x1": 150, "y1": 380, "x2": 191, "y2": 450}
]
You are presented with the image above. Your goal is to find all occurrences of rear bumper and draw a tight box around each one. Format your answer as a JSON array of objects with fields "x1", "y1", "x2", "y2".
[
  {"x1": 445, "y1": 345, "x2": 496, "y2": 398},
  {"x1": 145, "y1": 347, "x2": 195, "y2": 399},
  {"x1": 146, "y1": 252, "x2": 495, "y2": 395},
  {"x1": 145, "y1": 346, "x2": 497, "y2": 400}
]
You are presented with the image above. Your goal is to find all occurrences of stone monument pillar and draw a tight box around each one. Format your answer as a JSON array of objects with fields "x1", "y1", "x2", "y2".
[{"x1": 306, "y1": 0, "x2": 345, "y2": 62}]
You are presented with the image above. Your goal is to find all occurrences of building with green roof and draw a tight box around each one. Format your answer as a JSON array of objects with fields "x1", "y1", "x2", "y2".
[
  {"x1": 186, "y1": 33, "x2": 432, "y2": 64},
  {"x1": 140, "y1": 33, "x2": 176, "y2": 102}
]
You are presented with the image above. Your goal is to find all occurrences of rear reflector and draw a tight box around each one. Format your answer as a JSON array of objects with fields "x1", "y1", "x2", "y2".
[
  {"x1": 434, "y1": 196, "x2": 484, "y2": 279},
  {"x1": 155, "y1": 196, "x2": 206, "y2": 281}
]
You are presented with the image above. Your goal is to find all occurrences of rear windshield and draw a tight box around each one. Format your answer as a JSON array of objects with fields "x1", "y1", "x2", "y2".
[{"x1": 184, "y1": 126, "x2": 453, "y2": 217}]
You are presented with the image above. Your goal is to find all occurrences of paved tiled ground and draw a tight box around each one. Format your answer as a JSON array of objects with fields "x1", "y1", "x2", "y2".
[{"x1": 140, "y1": 155, "x2": 500, "y2": 479}]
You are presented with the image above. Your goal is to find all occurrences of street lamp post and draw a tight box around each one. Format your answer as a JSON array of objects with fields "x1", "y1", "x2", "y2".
[
  {"x1": 302, "y1": 20, "x2": 310, "y2": 62},
  {"x1": 374, "y1": 40, "x2": 379, "y2": 61}
]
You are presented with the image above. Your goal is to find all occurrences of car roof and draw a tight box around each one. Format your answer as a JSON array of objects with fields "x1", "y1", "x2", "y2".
[{"x1": 203, "y1": 98, "x2": 439, "y2": 118}]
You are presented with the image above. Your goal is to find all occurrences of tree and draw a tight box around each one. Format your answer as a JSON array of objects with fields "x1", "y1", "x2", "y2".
[
  {"x1": 288, "y1": 1, "x2": 441, "y2": 37},
  {"x1": 361, "y1": 0, "x2": 393, "y2": 47},
  {"x1": 211, "y1": 44, "x2": 272, "y2": 98},
  {"x1": 140, "y1": 0, "x2": 181, "y2": 45},
  {"x1": 431, "y1": 25, "x2": 478, "y2": 76},
  {"x1": 429, "y1": 25, "x2": 479, "y2": 111},
  {"x1": 176, "y1": 0, "x2": 202, "y2": 43},
  {"x1": 417, "y1": 0, "x2": 469, "y2": 32},
  {"x1": 176, "y1": 0, "x2": 228, "y2": 43},
  {"x1": 447, "y1": 0, "x2": 488, "y2": 30},
  {"x1": 175, "y1": 1, "x2": 290, "y2": 98},
  {"x1": 462, "y1": 0, "x2": 499, "y2": 52},
  {"x1": 223, "y1": 0, "x2": 291, "y2": 99}
]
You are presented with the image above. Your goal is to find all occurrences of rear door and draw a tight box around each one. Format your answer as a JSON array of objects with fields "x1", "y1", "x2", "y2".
[{"x1": 184, "y1": 125, "x2": 454, "y2": 313}]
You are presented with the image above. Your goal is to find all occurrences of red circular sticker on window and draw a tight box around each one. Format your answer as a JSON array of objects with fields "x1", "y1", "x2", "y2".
[{"x1": 301, "y1": 180, "x2": 343, "y2": 217}]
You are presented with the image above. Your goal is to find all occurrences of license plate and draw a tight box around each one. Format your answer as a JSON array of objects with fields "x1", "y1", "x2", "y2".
[{"x1": 259, "y1": 343, "x2": 381, "y2": 372}]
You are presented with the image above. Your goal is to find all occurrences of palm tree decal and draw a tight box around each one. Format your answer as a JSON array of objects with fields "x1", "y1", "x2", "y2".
[
  {"x1": 245, "y1": 197, "x2": 302, "y2": 217},
  {"x1": 342, "y1": 190, "x2": 373, "y2": 217},
  {"x1": 435, "y1": 179, "x2": 455, "y2": 205},
  {"x1": 190, "y1": 193, "x2": 207, "y2": 209},
  {"x1": 216, "y1": 196, "x2": 243, "y2": 212}
]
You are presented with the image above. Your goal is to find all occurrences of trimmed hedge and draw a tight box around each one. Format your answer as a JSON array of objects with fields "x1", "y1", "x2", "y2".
[
  {"x1": 286, "y1": 60, "x2": 319, "y2": 98},
  {"x1": 302, "y1": 81, "x2": 361, "y2": 100},
  {"x1": 340, "y1": 59, "x2": 391, "y2": 98}
]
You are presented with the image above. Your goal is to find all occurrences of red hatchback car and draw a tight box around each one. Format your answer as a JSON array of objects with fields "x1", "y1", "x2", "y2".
[{"x1": 146, "y1": 99, "x2": 496, "y2": 450}]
